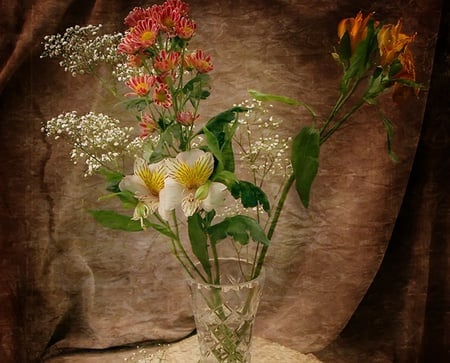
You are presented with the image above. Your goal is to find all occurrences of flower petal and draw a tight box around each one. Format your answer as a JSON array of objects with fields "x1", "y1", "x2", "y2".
[
  {"x1": 201, "y1": 182, "x2": 227, "y2": 212},
  {"x1": 119, "y1": 175, "x2": 149, "y2": 196},
  {"x1": 158, "y1": 177, "x2": 184, "y2": 220}
]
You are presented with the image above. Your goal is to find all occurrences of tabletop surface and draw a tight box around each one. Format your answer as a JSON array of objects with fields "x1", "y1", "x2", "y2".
[{"x1": 45, "y1": 335, "x2": 323, "y2": 362}]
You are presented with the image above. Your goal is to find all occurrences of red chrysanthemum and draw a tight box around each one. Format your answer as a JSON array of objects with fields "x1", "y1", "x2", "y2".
[
  {"x1": 153, "y1": 83, "x2": 173, "y2": 108},
  {"x1": 156, "y1": 6, "x2": 182, "y2": 36},
  {"x1": 118, "y1": 18, "x2": 160, "y2": 55},
  {"x1": 165, "y1": 0, "x2": 190, "y2": 16},
  {"x1": 124, "y1": 7, "x2": 147, "y2": 27},
  {"x1": 184, "y1": 50, "x2": 214, "y2": 73},
  {"x1": 126, "y1": 75, "x2": 157, "y2": 96},
  {"x1": 154, "y1": 50, "x2": 181, "y2": 74},
  {"x1": 176, "y1": 17, "x2": 196, "y2": 39}
]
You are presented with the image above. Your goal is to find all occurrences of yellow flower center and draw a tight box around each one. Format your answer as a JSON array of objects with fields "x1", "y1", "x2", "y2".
[
  {"x1": 136, "y1": 166, "x2": 165, "y2": 196},
  {"x1": 141, "y1": 30, "x2": 156, "y2": 43},
  {"x1": 173, "y1": 158, "x2": 212, "y2": 190}
]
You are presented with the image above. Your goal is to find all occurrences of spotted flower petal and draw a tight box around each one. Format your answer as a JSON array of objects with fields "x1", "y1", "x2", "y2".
[
  {"x1": 119, "y1": 158, "x2": 166, "y2": 216},
  {"x1": 160, "y1": 150, "x2": 226, "y2": 218}
]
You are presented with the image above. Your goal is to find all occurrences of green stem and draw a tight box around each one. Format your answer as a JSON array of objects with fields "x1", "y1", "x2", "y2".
[
  {"x1": 253, "y1": 173, "x2": 295, "y2": 278},
  {"x1": 320, "y1": 77, "x2": 362, "y2": 137},
  {"x1": 320, "y1": 98, "x2": 365, "y2": 145},
  {"x1": 166, "y1": 211, "x2": 208, "y2": 282}
]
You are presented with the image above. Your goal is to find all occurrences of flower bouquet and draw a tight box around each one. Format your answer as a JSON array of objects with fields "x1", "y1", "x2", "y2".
[{"x1": 41, "y1": 1, "x2": 419, "y2": 362}]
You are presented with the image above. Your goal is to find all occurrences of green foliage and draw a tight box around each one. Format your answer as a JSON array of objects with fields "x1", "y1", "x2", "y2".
[
  {"x1": 183, "y1": 73, "x2": 211, "y2": 101},
  {"x1": 341, "y1": 19, "x2": 379, "y2": 91},
  {"x1": 188, "y1": 214, "x2": 211, "y2": 276},
  {"x1": 89, "y1": 210, "x2": 146, "y2": 231},
  {"x1": 230, "y1": 181, "x2": 270, "y2": 213},
  {"x1": 207, "y1": 215, "x2": 270, "y2": 246},
  {"x1": 291, "y1": 126, "x2": 320, "y2": 208},
  {"x1": 201, "y1": 107, "x2": 247, "y2": 173}
]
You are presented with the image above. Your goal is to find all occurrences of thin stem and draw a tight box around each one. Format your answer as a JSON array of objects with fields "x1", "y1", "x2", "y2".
[
  {"x1": 166, "y1": 211, "x2": 208, "y2": 282},
  {"x1": 253, "y1": 173, "x2": 295, "y2": 278},
  {"x1": 320, "y1": 98, "x2": 365, "y2": 145}
]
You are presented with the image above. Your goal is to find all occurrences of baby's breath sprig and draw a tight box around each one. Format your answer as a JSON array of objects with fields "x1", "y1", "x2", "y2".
[
  {"x1": 41, "y1": 24, "x2": 125, "y2": 77},
  {"x1": 43, "y1": 111, "x2": 142, "y2": 176},
  {"x1": 234, "y1": 99, "x2": 292, "y2": 195}
]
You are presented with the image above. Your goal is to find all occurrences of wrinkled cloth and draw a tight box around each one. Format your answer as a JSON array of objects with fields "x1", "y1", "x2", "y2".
[{"x1": 0, "y1": 0, "x2": 447, "y2": 362}]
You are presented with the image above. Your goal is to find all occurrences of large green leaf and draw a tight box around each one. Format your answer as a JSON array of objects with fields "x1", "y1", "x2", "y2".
[
  {"x1": 89, "y1": 210, "x2": 145, "y2": 231},
  {"x1": 207, "y1": 215, "x2": 270, "y2": 246},
  {"x1": 188, "y1": 214, "x2": 211, "y2": 276},
  {"x1": 202, "y1": 107, "x2": 247, "y2": 133},
  {"x1": 230, "y1": 180, "x2": 270, "y2": 213},
  {"x1": 291, "y1": 126, "x2": 320, "y2": 208}
]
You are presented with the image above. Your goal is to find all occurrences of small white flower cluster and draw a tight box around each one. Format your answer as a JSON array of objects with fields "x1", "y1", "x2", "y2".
[
  {"x1": 41, "y1": 24, "x2": 126, "y2": 77},
  {"x1": 235, "y1": 99, "x2": 292, "y2": 184},
  {"x1": 43, "y1": 111, "x2": 142, "y2": 176}
]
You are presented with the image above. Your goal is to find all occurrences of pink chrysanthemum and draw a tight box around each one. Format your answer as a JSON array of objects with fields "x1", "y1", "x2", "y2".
[
  {"x1": 154, "y1": 50, "x2": 181, "y2": 74},
  {"x1": 153, "y1": 83, "x2": 173, "y2": 108},
  {"x1": 176, "y1": 17, "x2": 196, "y2": 39},
  {"x1": 176, "y1": 111, "x2": 199, "y2": 126},
  {"x1": 157, "y1": 5, "x2": 182, "y2": 35},
  {"x1": 184, "y1": 50, "x2": 214, "y2": 73},
  {"x1": 124, "y1": 7, "x2": 147, "y2": 27},
  {"x1": 165, "y1": 0, "x2": 190, "y2": 16},
  {"x1": 126, "y1": 75, "x2": 157, "y2": 96},
  {"x1": 139, "y1": 114, "x2": 158, "y2": 139}
]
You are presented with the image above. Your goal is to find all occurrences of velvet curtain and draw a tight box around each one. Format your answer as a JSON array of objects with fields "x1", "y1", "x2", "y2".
[{"x1": 0, "y1": 1, "x2": 447, "y2": 362}]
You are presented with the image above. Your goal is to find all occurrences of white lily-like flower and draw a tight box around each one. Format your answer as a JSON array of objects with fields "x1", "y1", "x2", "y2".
[
  {"x1": 119, "y1": 158, "x2": 166, "y2": 225},
  {"x1": 159, "y1": 150, "x2": 227, "y2": 219}
]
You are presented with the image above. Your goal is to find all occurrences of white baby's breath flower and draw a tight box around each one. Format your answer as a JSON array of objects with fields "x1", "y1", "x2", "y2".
[{"x1": 44, "y1": 111, "x2": 137, "y2": 176}]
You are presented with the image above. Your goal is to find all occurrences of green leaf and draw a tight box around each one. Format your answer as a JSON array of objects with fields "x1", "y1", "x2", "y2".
[
  {"x1": 188, "y1": 214, "x2": 211, "y2": 275},
  {"x1": 388, "y1": 59, "x2": 403, "y2": 78},
  {"x1": 208, "y1": 215, "x2": 270, "y2": 246},
  {"x1": 98, "y1": 168, "x2": 124, "y2": 193},
  {"x1": 202, "y1": 108, "x2": 245, "y2": 173},
  {"x1": 202, "y1": 107, "x2": 247, "y2": 133},
  {"x1": 248, "y1": 90, "x2": 317, "y2": 118},
  {"x1": 183, "y1": 73, "x2": 211, "y2": 100},
  {"x1": 379, "y1": 112, "x2": 400, "y2": 163},
  {"x1": 291, "y1": 126, "x2": 321, "y2": 208},
  {"x1": 89, "y1": 210, "x2": 145, "y2": 231},
  {"x1": 212, "y1": 170, "x2": 239, "y2": 187},
  {"x1": 342, "y1": 19, "x2": 379, "y2": 84},
  {"x1": 338, "y1": 31, "x2": 352, "y2": 64},
  {"x1": 230, "y1": 180, "x2": 270, "y2": 213}
]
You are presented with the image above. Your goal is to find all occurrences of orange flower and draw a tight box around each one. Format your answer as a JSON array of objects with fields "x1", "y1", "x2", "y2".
[
  {"x1": 377, "y1": 19, "x2": 416, "y2": 66},
  {"x1": 377, "y1": 19, "x2": 417, "y2": 102},
  {"x1": 392, "y1": 49, "x2": 418, "y2": 103},
  {"x1": 337, "y1": 11, "x2": 376, "y2": 53}
]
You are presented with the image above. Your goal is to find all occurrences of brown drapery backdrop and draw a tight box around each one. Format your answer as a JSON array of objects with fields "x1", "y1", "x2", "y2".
[{"x1": 0, "y1": 1, "x2": 448, "y2": 362}]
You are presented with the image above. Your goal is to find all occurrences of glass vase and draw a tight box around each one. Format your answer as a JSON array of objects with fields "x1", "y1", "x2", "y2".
[{"x1": 187, "y1": 258, "x2": 265, "y2": 363}]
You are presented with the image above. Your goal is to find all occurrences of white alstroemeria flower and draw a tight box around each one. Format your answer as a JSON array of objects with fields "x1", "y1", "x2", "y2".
[
  {"x1": 119, "y1": 158, "x2": 166, "y2": 224},
  {"x1": 159, "y1": 150, "x2": 227, "y2": 219}
]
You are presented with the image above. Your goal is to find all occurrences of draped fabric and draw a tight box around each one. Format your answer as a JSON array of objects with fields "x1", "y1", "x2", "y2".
[{"x1": 0, "y1": 0, "x2": 447, "y2": 362}]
